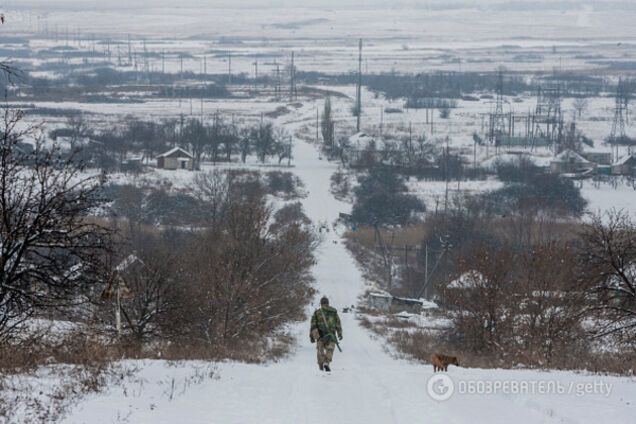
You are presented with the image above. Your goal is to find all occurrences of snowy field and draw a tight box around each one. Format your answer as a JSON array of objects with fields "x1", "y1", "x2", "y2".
[
  {"x1": 3, "y1": 4, "x2": 636, "y2": 75},
  {"x1": 57, "y1": 116, "x2": 636, "y2": 424},
  {"x1": 2, "y1": 3, "x2": 636, "y2": 422}
]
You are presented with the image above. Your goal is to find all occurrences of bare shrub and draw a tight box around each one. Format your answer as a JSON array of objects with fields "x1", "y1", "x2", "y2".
[
  {"x1": 0, "y1": 328, "x2": 132, "y2": 423},
  {"x1": 177, "y1": 194, "x2": 316, "y2": 348},
  {"x1": 581, "y1": 211, "x2": 636, "y2": 342},
  {"x1": 0, "y1": 107, "x2": 111, "y2": 341}
]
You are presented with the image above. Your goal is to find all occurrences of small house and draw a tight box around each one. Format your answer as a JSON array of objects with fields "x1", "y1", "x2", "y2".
[
  {"x1": 549, "y1": 149, "x2": 595, "y2": 174},
  {"x1": 582, "y1": 152, "x2": 612, "y2": 166},
  {"x1": 156, "y1": 147, "x2": 194, "y2": 170},
  {"x1": 611, "y1": 154, "x2": 636, "y2": 176}
]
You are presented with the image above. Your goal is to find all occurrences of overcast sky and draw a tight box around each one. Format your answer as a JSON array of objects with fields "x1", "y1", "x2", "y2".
[{"x1": 8, "y1": 1, "x2": 623, "y2": 11}]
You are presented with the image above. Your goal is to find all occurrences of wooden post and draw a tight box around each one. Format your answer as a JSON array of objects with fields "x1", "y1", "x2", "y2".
[{"x1": 115, "y1": 285, "x2": 122, "y2": 336}]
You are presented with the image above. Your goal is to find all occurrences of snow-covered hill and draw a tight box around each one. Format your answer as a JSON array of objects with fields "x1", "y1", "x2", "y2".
[{"x1": 58, "y1": 109, "x2": 636, "y2": 424}]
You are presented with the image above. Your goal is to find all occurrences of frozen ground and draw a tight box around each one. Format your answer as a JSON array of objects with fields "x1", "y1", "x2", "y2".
[
  {"x1": 581, "y1": 179, "x2": 636, "y2": 218},
  {"x1": 5, "y1": 5, "x2": 636, "y2": 74},
  {"x1": 2, "y1": 6, "x2": 636, "y2": 420},
  {"x1": 55, "y1": 110, "x2": 636, "y2": 424}
]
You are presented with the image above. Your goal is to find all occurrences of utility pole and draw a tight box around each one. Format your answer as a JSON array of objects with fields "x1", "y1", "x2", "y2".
[
  {"x1": 115, "y1": 286, "x2": 122, "y2": 336},
  {"x1": 275, "y1": 61, "x2": 281, "y2": 100},
  {"x1": 316, "y1": 108, "x2": 320, "y2": 143},
  {"x1": 105, "y1": 40, "x2": 111, "y2": 62},
  {"x1": 127, "y1": 34, "x2": 132, "y2": 66},
  {"x1": 356, "y1": 38, "x2": 363, "y2": 132},
  {"x1": 380, "y1": 108, "x2": 384, "y2": 137},
  {"x1": 288, "y1": 135, "x2": 292, "y2": 167},
  {"x1": 253, "y1": 57, "x2": 258, "y2": 92},
  {"x1": 444, "y1": 137, "x2": 450, "y2": 214},
  {"x1": 424, "y1": 243, "x2": 429, "y2": 294},
  {"x1": 228, "y1": 52, "x2": 232, "y2": 85},
  {"x1": 290, "y1": 51, "x2": 296, "y2": 101},
  {"x1": 142, "y1": 39, "x2": 148, "y2": 74}
]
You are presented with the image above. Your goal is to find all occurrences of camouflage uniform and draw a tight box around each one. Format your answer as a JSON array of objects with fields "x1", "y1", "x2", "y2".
[{"x1": 310, "y1": 304, "x2": 342, "y2": 370}]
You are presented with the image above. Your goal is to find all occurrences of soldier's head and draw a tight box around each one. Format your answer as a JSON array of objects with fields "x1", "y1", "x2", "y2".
[{"x1": 320, "y1": 296, "x2": 329, "y2": 307}]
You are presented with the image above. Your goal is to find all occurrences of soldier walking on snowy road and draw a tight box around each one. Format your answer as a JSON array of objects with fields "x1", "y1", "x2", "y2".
[{"x1": 310, "y1": 296, "x2": 343, "y2": 372}]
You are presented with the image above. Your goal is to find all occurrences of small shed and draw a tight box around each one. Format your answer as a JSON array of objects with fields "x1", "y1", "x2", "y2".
[
  {"x1": 156, "y1": 147, "x2": 194, "y2": 170},
  {"x1": 368, "y1": 292, "x2": 393, "y2": 311},
  {"x1": 611, "y1": 154, "x2": 636, "y2": 176},
  {"x1": 550, "y1": 149, "x2": 595, "y2": 174},
  {"x1": 367, "y1": 291, "x2": 425, "y2": 313}
]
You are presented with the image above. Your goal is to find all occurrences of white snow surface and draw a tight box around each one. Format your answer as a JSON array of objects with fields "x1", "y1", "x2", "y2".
[{"x1": 56, "y1": 112, "x2": 636, "y2": 424}]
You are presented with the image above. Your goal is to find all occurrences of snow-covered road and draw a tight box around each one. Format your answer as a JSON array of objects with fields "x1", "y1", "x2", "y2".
[{"x1": 63, "y1": 107, "x2": 636, "y2": 424}]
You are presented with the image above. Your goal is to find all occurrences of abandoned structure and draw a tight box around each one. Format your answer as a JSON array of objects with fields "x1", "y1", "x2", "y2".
[
  {"x1": 156, "y1": 147, "x2": 194, "y2": 170},
  {"x1": 549, "y1": 149, "x2": 595, "y2": 174},
  {"x1": 611, "y1": 154, "x2": 636, "y2": 176}
]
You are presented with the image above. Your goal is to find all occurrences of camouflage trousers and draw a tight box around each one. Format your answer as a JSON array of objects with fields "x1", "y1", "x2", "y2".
[{"x1": 316, "y1": 338, "x2": 336, "y2": 367}]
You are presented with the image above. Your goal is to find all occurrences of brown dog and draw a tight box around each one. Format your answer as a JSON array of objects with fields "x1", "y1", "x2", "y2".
[{"x1": 431, "y1": 353, "x2": 459, "y2": 372}]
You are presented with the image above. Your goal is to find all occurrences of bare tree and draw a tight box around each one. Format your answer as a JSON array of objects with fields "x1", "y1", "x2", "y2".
[
  {"x1": 192, "y1": 170, "x2": 231, "y2": 227},
  {"x1": 581, "y1": 211, "x2": 636, "y2": 342},
  {"x1": 116, "y1": 232, "x2": 181, "y2": 343},
  {"x1": 251, "y1": 121, "x2": 275, "y2": 163},
  {"x1": 66, "y1": 113, "x2": 93, "y2": 150},
  {"x1": 238, "y1": 127, "x2": 252, "y2": 163},
  {"x1": 273, "y1": 127, "x2": 292, "y2": 165},
  {"x1": 183, "y1": 118, "x2": 207, "y2": 168},
  {"x1": 573, "y1": 97, "x2": 589, "y2": 119},
  {"x1": 445, "y1": 240, "x2": 586, "y2": 366},
  {"x1": 321, "y1": 96, "x2": 335, "y2": 146},
  {"x1": 444, "y1": 245, "x2": 516, "y2": 354},
  {"x1": 0, "y1": 107, "x2": 111, "y2": 340},
  {"x1": 180, "y1": 189, "x2": 316, "y2": 346}
]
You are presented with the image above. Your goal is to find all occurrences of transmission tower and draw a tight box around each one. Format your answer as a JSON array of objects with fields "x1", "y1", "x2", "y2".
[
  {"x1": 532, "y1": 84, "x2": 563, "y2": 148},
  {"x1": 289, "y1": 51, "x2": 296, "y2": 101},
  {"x1": 355, "y1": 38, "x2": 363, "y2": 132},
  {"x1": 274, "y1": 61, "x2": 281, "y2": 100},
  {"x1": 610, "y1": 78, "x2": 629, "y2": 143},
  {"x1": 489, "y1": 69, "x2": 507, "y2": 144}
]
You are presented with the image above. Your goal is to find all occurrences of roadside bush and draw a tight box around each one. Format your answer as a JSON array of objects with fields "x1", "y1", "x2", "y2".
[
  {"x1": 482, "y1": 173, "x2": 587, "y2": 218},
  {"x1": 494, "y1": 156, "x2": 541, "y2": 183},
  {"x1": 266, "y1": 171, "x2": 304, "y2": 199},
  {"x1": 351, "y1": 166, "x2": 425, "y2": 226},
  {"x1": 100, "y1": 174, "x2": 317, "y2": 357}
]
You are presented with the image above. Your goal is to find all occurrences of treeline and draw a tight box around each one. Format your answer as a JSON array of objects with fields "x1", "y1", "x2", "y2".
[
  {"x1": 98, "y1": 170, "x2": 316, "y2": 354},
  {"x1": 349, "y1": 168, "x2": 632, "y2": 371},
  {"x1": 386, "y1": 208, "x2": 636, "y2": 373},
  {"x1": 52, "y1": 113, "x2": 292, "y2": 172},
  {"x1": 299, "y1": 70, "x2": 610, "y2": 101},
  {"x1": 106, "y1": 170, "x2": 305, "y2": 227},
  {"x1": 346, "y1": 158, "x2": 586, "y2": 229},
  {"x1": 29, "y1": 66, "x2": 248, "y2": 88},
  {"x1": 25, "y1": 67, "x2": 252, "y2": 100},
  {"x1": 352, "y1": 161, "x2": 631, "y2": 371},
  {"x1": 0, "y1": 109, "x2": 316, "y2": 368},
  {"x1": 422, "y1": 208, "x2": 636, "y2": 371}
]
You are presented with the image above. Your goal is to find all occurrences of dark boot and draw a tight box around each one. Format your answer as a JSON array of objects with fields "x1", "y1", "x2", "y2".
[
  {"x1": 318, "y1": 363, "x2": 324, "y2": 371},
  {"x1": 323, "y1": 364, "x2": 331, "y2": 372}
]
